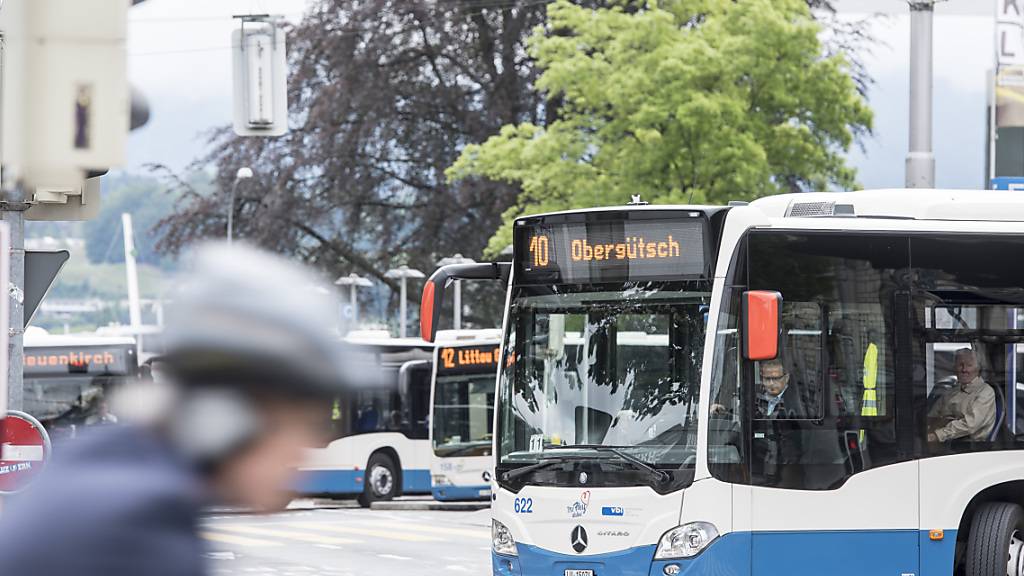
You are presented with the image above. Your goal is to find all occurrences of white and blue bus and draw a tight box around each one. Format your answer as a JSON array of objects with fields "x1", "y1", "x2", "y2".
[
  {"x1": 23, "y1": 329, "x2": 139, "y2": 440},
  {"x1": 430, "y1": 330, "x2": 501, "y2": 501},
  {"x1": 420, "y1": 189, "x2": 1024, "y2": 576},
  {"x1": 297, "y1": 332, "x2": 435, "y2": 506}
]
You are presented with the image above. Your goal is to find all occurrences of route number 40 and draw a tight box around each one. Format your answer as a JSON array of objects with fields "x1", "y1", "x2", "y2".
[{"x1": 514, "y1": 497, "x2": 533, "y2": 514}]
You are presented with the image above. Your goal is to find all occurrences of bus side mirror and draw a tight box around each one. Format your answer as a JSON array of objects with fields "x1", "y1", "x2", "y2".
[
  {"x1": 420, "y1": 262, "x2": 511, "y2": 342},
  {"x1": 742, "y1": 290, "x2": 782, "y2": 361}
]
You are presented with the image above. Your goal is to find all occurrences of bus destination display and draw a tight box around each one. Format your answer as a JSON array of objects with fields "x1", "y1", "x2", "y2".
[
  {"x1": 438, "y1": 344, "x2": 501, "y2": 376},
  {"x1": 517, "y1": 217, "x2": 707, "y2": 283}
]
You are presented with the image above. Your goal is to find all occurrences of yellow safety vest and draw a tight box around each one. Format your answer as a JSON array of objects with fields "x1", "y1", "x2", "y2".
[{"x1": 861, "y1": 343, "x2": 878, "y2": 417}]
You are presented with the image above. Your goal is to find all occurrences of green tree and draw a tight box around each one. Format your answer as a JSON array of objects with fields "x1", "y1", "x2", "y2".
[{"x1": 448, "y1": 0, "x2": 873, "y2": 255}]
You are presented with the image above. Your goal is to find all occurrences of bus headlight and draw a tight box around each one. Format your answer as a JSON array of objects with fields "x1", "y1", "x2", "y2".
[
  {"x1": 492, "y1": 519, "x2": 518, "y2": 556},
  {"x1": 432, "y1": 474, "x2": 452, "y2": 486},
  {"x1": 654, "y1": 522, "x2": 719, "y2": 559}
]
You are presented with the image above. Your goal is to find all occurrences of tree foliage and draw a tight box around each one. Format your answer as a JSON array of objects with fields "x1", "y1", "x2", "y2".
[
  {"x1": 448, "y1": 0, "x2": 873, "y2": 255},
  {"x1": 157, "y1": 0, "x2": 550, "y2": 301},
  {"x1": 156, "y1": 0, "x2": 872, "y2": 325}
]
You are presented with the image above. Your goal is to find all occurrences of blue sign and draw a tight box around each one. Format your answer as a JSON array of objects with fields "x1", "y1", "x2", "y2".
[
  {"x1": 602, "y1": 506, "x2": 624, "y2": 517},
  {"x1": 992, "y1": 177, "x2": 1024, "y2": 191}
]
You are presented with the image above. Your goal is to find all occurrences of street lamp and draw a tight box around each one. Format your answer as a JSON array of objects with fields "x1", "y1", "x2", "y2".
[
  {"x1": 228, "y1": 166, "x2": 253, "y2": 245},
  {"x1": 334, "y1": 273, "x2": 373, "y2": 330},
  {"x1": 385, "y1": 265, "x2": 425, "y2": 338},
  {"x1": 436, "y1": 254, "x2": 475, "y2": 330}
]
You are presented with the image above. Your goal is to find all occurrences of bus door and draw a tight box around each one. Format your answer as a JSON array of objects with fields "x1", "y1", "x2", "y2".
[{"x1": 399, "y1": 360, "x2": 433, "y2": 440}]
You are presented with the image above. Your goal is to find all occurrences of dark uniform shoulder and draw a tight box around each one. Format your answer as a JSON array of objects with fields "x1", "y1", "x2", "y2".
[{"x1": 0, "y1": 425, "x2": 207, "y2": 576}]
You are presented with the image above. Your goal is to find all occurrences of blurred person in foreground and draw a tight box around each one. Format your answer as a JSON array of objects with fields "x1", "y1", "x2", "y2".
[{"x1": 0, "y1": 243, "x2": 352, "y2": 576}]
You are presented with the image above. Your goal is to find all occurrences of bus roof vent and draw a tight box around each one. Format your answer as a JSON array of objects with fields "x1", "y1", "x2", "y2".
[{"x1": 786, "y1": 201, "x2": 835, "y2": 217}]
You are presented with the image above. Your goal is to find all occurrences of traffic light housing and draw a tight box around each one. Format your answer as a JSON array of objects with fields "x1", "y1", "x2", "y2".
[{"x1": 0, "y1": 0, "x2": 147, "y2": 221}]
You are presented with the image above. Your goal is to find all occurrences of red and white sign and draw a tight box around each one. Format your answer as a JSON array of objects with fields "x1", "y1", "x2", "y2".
[{"x1": 0, "y1": 410, "x2": 51, "y2": 494}]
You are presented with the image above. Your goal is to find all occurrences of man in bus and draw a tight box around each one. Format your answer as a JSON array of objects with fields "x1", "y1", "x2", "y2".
[
  {"x1": 756, "y1": 358, "x2": 806, "y2": 419},
  {"x1": 928, "y1": 348, "x2": 996, "y2": 443},
  {"x1": 0, "y1": 243, "x2": 355, "y2": 576}
]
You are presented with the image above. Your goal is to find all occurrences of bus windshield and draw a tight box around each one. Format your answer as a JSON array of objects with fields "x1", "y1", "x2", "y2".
[
  {"x1": 433, "y1": 373, "x2": 495, "y2": 457},
  {"x1": 498, "y1": 284, "x2": 708, "y2": 468}
]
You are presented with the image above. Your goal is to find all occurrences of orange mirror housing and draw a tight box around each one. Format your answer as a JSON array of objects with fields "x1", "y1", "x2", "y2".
[{"x1": 742, "y1": 290, "x2": 782, "y2": 361}]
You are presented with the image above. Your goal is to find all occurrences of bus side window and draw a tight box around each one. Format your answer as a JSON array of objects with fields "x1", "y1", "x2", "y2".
[{"x1": 741, "y1": 231, "x2": 907, "y2": 490}]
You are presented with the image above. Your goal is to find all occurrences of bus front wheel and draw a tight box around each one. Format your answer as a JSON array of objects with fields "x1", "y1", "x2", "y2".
[
  {"x1": 966, "y1": 502, "x2": 1024, "y2": 576},
  {"x1": 358, "y1": 453, "x2": 398, "y2": 507}
]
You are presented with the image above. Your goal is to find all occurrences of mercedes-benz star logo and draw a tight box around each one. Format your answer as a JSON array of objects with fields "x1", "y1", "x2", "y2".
[
  {"x1": 571, "y1": 525, "x2": 589, "y2": 554},
  {"x1": 579, "y1": 471, "x2": 589, "y2": 484},
  {"x1": 482, "y1": 470, "x2": 491, "y2": 482}
]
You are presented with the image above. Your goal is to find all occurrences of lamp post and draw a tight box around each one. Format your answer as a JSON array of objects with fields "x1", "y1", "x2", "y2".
[
  {"x1": 228, "y1": 166, "x2": 253, "y2": 245},
  {"x1": 385, "y1": 265, "x2": 425, "y2": 338},
  {"x1": 335, "y1": 273, "x2": 373, "y2": 330},
  {"x1": 436, "y1": 254, "x2": 475, "y2": 330},
  {"x1": 905, "y1": 0, "x2": 944, "y2": 188}
]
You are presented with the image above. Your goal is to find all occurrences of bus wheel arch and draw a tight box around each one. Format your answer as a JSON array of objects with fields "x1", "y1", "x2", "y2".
[
  {"x1": 956, "y1": 481, "x2": 1024, "y2": 576},
  {"x1": 358, "y1": 448, "x2": 402, "y2": 507}
]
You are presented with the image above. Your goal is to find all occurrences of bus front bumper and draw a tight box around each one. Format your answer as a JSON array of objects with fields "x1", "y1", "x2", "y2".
[{"x1": 492, "y1": 532, "x2": 750, "y2": 576}]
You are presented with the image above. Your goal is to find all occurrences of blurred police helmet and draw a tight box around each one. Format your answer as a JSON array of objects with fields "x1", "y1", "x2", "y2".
[{"x1": 161, "y1": 242, "x2": 353, "y2": 398}]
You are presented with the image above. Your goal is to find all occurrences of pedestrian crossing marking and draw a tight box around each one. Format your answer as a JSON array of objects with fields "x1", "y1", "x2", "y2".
[
  {"x1": 363, "y1": 520, "x2": 490, "y2": 541},
  {"x1": 211, "y1": 524, "x2": 364, "y2": 545},
  {"x1": 285, "y1": 522, "x2": 444, "y2": 542},
  {"x1": 200, "y1": 531, "x2": 282, "y2": 547}
]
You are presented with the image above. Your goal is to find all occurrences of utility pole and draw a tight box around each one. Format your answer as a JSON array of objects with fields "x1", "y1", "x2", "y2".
[
  {"x1": 0, "y1": 32, "x2": 25, "y2": 412},
  {"x1": 2, "y1": 187, "x2": 25, "y2": 412},
  {"x1": 905, "y1": 1, "x2": 943, "y2": 188}
]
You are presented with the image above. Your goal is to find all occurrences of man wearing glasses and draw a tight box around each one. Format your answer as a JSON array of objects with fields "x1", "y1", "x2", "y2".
[{"x1": 756, "y1": 358, "x2": 805, "y2": 420}]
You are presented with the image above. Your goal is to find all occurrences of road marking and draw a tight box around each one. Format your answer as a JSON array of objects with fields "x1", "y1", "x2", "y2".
[
  {"x1": 285, "y1": 522, "x2": 444, "y2": 543},
  {"x1": 362, "y1": 521, "x2": 490, "y2": 540},
  {"x1": 212, "y1": 524, "x2": 363, "y2": 545},
  {"x1": 377, "y1": 554, "x2": 412, "y2": 561},
  {"x1": 200, "y1": 531, "x2": 282, "y2": 548}
]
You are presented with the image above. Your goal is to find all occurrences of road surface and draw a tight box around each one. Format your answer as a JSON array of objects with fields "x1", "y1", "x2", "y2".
[{"x1": 202, "y1": 503, "x2": 492, "y2": 576}]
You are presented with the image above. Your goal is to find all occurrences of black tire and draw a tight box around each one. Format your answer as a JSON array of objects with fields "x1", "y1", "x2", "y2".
[
  {"x1": 357, "y1": 453, "x2": 399, "y2": 508},
  {"x1": 966, "y1": 502, "x2": 1024, "y2": 576}
]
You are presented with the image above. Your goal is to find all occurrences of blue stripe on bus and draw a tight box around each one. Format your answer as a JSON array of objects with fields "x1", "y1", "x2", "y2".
[
  {"x1": 294, "y1": 470, "x2": 364, "y2": 494},
  {"x1": 495, "y1": 529, "x2": 958, "y2": 576},
  {"x1": 401, "y1": 469, "x2": 432, "y2": 493},
  {"x1": 432, "y1": 484, "x2": 490, "y2": 501}
]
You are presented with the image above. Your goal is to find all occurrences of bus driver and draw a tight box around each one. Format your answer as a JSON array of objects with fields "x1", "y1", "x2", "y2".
[{"x1": 928, "y1": 348, "x2": 996, "y2": 443}]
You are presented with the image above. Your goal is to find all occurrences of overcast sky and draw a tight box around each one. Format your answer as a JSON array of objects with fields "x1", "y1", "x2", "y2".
[{"x1": 125, "y1": 0, "x2": 998, "y2": 190}]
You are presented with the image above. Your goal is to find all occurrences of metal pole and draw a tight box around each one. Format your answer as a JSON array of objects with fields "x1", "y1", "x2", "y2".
[
  {"x1": 990, "y1": 68, "x2": 997, "y2": 187},
  {"x1": 227, "y1": 180, "x2": 237, "y2": 246},
  {"x1": 399, "y1": 277, "x2": 407, "y2": 338},
  {"x1": 4, "y1": 188, "x2": 24, "y2": 412},
  {"x1": 453, "y1": 281, "x2": 462, "y2": 330},
  {"x1": 122, "y1": 213, "x2": 143, "y2": 359},
  {"x1": 906, "y1": 1, "x2": 935, "y2": 188},
  {"x1": 351, "y1": 285, "x2": 358, "y2": 327}
]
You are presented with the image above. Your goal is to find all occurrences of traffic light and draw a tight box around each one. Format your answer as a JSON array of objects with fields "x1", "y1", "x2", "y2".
[{"x1": 0, "y1": 0, "x2": 148, "y2": 221}]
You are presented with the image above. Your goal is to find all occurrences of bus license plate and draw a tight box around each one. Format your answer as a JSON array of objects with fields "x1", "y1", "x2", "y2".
[{"x1": 565, "y1": 571, "x2": 594, "y2": 576}]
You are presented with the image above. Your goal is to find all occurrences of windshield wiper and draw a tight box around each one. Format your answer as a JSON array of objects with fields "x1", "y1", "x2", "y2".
[
  {"x1": 547, "y1": 444, "x2": 671, "y2": 484},
  {"x1": 501, "y1": 454, "x2": 585, "y2": 482}
]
